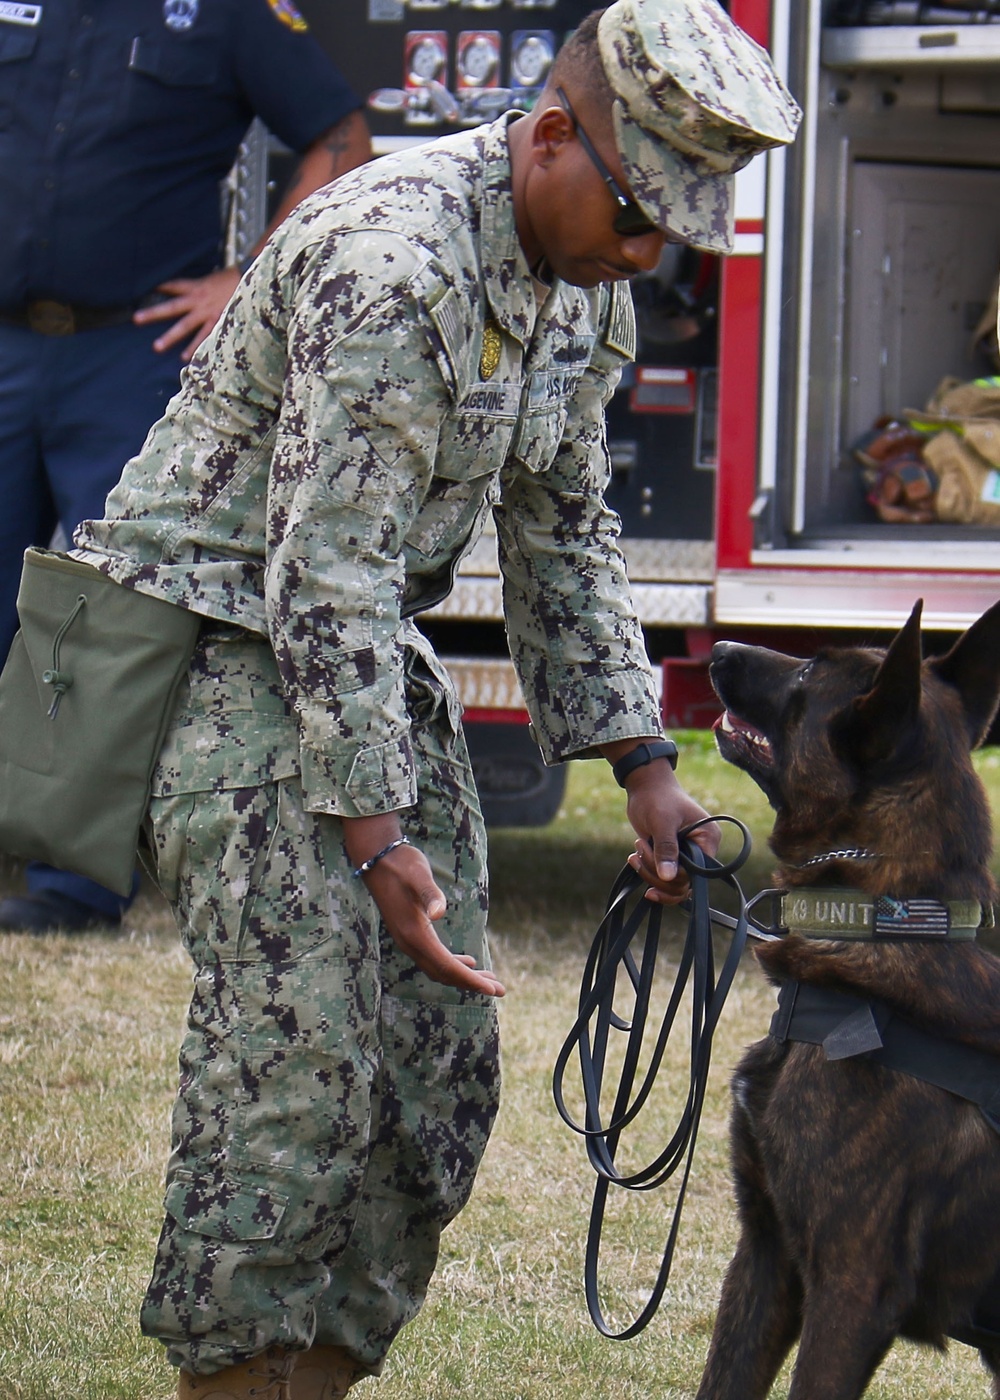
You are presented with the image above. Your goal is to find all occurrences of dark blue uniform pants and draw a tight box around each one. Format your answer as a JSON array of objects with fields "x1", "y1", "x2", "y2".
[{"x1": 0, "y1": 318, "x2": 182, "y2": 916}]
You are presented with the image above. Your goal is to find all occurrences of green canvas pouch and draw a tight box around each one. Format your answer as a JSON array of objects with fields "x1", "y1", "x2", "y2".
[{"x1": 0, "y1": 548, "x2": 201, "y2": 896}]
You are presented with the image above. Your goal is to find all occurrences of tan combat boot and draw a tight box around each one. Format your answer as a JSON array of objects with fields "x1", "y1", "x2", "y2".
[
  {"x1": 178, "y1": 1346, "x2": 295, "y2": 1400},
  {"x1": 288, "y1": 1345, "x2": 368, "y2": 1400}
]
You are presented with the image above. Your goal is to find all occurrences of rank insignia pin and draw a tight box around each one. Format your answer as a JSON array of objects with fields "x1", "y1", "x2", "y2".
[{"x1": 480, "y1": 320, "x2": 502, "y2": 380}]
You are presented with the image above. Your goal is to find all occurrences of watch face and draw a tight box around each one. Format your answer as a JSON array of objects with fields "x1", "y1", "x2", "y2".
[
  {"x1": 510, "y1": 32, "x2": 553, "y2": 88},
  {"x1": 405, "y1": 32, "x2": 447, "y2": 84},
  {"x1": 457, "y1": 32, "x2": 500, "y2": 87}
]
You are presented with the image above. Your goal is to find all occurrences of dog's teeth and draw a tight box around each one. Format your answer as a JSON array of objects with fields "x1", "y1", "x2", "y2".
[{"x1": 721, "y1": 712, "x2": 735, "y2": 733}]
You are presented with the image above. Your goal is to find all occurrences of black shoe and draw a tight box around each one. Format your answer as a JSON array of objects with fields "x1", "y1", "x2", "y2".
[{"x1": 0, "y1": 891, "x2": 122, "y2": 933}]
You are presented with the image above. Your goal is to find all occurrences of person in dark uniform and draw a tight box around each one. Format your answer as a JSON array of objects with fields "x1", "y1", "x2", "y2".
[{"x1": 0, "y1": 0, "x2": 370, "y2": 933}]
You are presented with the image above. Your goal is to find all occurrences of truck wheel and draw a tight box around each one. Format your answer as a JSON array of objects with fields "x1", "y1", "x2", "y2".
[{"x1": 464, "y1": 721, "x2": 567, "y2": 828}]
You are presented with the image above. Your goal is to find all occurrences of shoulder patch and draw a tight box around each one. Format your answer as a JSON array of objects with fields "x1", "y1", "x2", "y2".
[
  {"x1": 426, "y1": 284, "x2": 464, "y2": 396},
  {"x1": 603, "y1": 281, "x2": 636, "y2": 361}
]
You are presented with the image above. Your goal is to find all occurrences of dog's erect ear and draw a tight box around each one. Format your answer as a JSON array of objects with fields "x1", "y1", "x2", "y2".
[
  {"x1": 832, "y1": 600, "x2": 924, "y2": 766},
  {"x1": 928, "y1": 597, "x2": 1000, "y2": 748}
]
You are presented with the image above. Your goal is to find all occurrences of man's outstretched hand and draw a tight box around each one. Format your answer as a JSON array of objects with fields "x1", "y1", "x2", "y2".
[{"x1": 344, "y1": 814, "x2": 505, "y2": 997}]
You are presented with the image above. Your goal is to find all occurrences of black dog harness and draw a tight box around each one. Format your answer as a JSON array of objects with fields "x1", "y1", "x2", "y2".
[{"x1": 771, "y1": 981, "x2": 1000, "y2": 1135}]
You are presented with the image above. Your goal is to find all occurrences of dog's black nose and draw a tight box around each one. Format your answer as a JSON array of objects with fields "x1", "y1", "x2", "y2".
[{"x1": 711, "y1": 641, "x2": 739, "y2": 662}]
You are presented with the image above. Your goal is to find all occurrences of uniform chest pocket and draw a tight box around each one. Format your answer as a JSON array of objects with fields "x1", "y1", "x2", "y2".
[
  {"x1": 405, "y1": 410, "x2": 513, "y2": 558},
  {"x1": 0, "y1": 26, "x2": 37, "y2": 130},
  {"x1": 122, "y1": 33, "x2": 218, "y2": 121},
  {"x1": 511, "y1": 365, "x2": 584, "y2": 474},
  {"x1": 512, "y1": 405, "x2": 569, "y2": 475}
]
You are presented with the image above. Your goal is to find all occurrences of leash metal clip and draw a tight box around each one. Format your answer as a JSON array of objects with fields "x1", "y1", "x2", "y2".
[{"x1": 744, "y1": 887, "x2": 789, "y2": 941}]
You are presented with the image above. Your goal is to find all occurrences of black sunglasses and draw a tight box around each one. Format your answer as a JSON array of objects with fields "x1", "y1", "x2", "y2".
[{"x1": 556, "y1": 87, "x2": 660, "y2": 239}]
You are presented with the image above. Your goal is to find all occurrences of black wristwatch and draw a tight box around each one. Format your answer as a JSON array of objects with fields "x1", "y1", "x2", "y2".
[{"x1": 612, "y1": 739, "x2": 679, "y2": 789}]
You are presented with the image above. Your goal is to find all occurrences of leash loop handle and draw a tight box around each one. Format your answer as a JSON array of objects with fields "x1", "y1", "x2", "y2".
[{"x1": 552, "y1": 816, "x2": 751, "y2": 1340}]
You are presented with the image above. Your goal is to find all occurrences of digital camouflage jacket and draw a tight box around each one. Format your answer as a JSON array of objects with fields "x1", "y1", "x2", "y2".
[{"x1": 76, "y1": 115, "x2": 662, "y2": 819}]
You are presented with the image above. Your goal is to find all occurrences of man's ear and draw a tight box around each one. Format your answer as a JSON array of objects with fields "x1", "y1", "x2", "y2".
[{"x1": 530, "y1": 103, "x2": 574, "y2": 167}]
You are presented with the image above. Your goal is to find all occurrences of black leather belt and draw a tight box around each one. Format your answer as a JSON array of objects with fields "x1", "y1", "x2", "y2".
[{"x1": 0, "y1": 296, "x2": 163, "y2": 336}]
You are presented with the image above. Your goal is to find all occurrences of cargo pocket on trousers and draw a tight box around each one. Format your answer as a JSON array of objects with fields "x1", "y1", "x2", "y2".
[{"x1": 164, "y1": 1169, "x2": 288, "y2": 1243}]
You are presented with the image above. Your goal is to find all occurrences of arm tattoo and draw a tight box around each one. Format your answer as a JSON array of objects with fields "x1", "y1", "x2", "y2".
[{"x1": 322, "y1": 126, "x2": 351, "y2": 171}]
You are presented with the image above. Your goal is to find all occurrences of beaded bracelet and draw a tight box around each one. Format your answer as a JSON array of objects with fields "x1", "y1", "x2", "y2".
[{"x1": 352, "y1": 836, "x2": 411, "y2": 878}]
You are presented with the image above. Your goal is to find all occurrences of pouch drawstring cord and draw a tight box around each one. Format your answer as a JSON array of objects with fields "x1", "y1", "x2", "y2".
[{"x1": 42, "y1": 592, "x2": 86, "y2": 719}]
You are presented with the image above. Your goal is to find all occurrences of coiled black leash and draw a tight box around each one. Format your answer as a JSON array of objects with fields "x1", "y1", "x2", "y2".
[{"x1": 552, "y1": 816, "x2": 754, "y2": 1340}]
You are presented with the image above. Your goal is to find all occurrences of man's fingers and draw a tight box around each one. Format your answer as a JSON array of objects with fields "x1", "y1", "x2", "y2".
[
  {"x1": 133, "y1": 297, "x2": 187, "y2": 326},
  {"x1": 151, "y1": 313, "x2": 200, "y2": 353},
  {"x1": 643, "y1": 885, "x2": 689, "y2": 907},
  {"x1": 685, "y1": 817, "x2": 722, "y2": 857},
  {"x1": 388, "y1": 907, "x2": 504, "y2": 997},
  {"x1": 632, "y1": 837, "x2": 678, "y2": 883},
  {"x1": 450, "y1": 953, "x2": 505, "y2": 995},
  {"x1": 630, "y1": 841, "x2": 690, "y2": 903},
  {"x1": 654, "y1": 849, "x2": 678, "y2": 882},
  {"x1": 360, "y1": 844, "x2": 503, "y2": 995}
]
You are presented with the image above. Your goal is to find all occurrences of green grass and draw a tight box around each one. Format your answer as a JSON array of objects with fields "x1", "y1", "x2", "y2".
[{"x1": 1, "y1": 740, "x2": 999, "y2": 1398}]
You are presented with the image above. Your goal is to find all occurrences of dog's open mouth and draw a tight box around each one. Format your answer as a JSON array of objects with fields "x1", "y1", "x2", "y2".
[{"x1": 712, "y1": 710, "x2": 774, "y2": 769}]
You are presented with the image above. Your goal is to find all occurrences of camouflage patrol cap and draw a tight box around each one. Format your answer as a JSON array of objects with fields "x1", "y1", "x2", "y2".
[{"x1": 597, "y1": 0, "x2": 801, "y2": 253}]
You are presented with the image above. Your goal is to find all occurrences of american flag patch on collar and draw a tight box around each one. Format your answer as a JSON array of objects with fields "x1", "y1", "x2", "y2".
[{"x1": 874, "y1": 896, "x2": 949, "y2": 939}]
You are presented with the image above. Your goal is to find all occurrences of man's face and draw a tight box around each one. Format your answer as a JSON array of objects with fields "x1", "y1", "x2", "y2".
[{"x1": 522, "y1": 101, "x2": 668, "y2": 290}]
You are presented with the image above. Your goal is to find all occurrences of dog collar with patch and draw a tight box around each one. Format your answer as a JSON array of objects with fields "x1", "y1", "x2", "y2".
[{"x1": 779, "y1": 886, "x2": 989, "y2": 941}]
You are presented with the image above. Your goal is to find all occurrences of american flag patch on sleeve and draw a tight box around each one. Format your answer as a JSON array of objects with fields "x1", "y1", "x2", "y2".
[{"x1": 874, "y1": 896, "x2": 950, "y2": 939}]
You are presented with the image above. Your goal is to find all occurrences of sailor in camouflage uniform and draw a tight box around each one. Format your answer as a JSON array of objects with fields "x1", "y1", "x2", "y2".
[{"x1": 75, "y1": 1, "x2": 799, "y2": 1395}]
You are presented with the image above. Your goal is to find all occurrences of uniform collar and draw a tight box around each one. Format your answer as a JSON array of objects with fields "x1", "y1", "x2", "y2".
[{"x1": 479, "y1": 113, "x2": 537, "y2": 350}]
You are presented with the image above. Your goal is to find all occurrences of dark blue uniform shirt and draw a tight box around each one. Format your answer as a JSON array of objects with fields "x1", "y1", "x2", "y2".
[{"x1": 0, "y1": 0, "x2": 359, "y2": 307}]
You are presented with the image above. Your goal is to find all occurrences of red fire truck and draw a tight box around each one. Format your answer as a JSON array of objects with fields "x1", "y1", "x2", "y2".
[{"x1": 246, "y1": 0, "x2": 1000, "y2": 822}]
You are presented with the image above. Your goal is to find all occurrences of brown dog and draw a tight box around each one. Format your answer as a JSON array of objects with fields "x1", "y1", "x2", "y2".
[{"x1": 699, "y1": 599, "x2": 1000, "y2": 1400}]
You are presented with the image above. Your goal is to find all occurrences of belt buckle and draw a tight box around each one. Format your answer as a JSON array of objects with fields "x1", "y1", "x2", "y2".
[{"x1": 27, "y1": 300, "x2": 76, "y2": 336}]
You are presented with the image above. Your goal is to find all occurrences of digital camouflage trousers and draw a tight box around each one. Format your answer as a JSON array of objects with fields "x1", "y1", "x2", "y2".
[{"x1": 140, "y1": 627, "x2": 500, "y2": 1376}]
